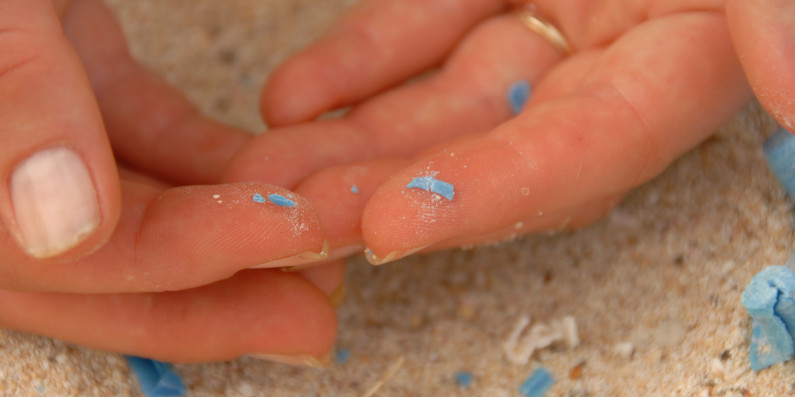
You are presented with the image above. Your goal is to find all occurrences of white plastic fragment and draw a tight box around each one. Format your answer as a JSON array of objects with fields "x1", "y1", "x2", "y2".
[
  {"x1": 503, "y1": 315, "x2": 579, "y2": 366},
  {"x1": 614, "y1": 342, "x2": 635, "y2": 359}
]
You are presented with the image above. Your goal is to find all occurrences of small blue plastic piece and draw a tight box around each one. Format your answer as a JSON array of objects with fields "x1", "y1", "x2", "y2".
[
  {"x1": 741, "y1": 265, "x2": 795, "y2": 370},
  {"x1": 507, "y1": 80, "x2": 532, "y2": 115},
  {"x1": 351, "y1": 185, "x2": 359, "y2": 194},
  {"x1": 454, "y1": 371, "x2": 473, "y2": 388},
  {"x1": 519, "y1": 367, "x2": 555, "y2": 397},
  {"x1": 764, "y1": 127, "x2": 795, "y2": 197},
  {"x1": 334, "y1": 348, "x2": 351, "y2": 364},
  {"x1": 406, "y1": 175, "x2": 455, "y2": 201},
  {"x1": 252, "y1": 193, "x2": 267, "y2": 203},
  {"x1": 125, "y1": 356, "x2": 186, "y2": 397},
  {"x1": 268, "y1": 194, "x2": 296, "y2": 207}
]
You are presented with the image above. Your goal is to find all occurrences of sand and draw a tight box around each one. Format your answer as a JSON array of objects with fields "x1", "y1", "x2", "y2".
[{"x1": 1, "y1": 1, "x2": 793, "y2": 396}]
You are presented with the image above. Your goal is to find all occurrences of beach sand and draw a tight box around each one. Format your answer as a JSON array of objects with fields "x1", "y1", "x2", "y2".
[{"x1": 1, "y1": 1, "x2": 793, "y2": 396}]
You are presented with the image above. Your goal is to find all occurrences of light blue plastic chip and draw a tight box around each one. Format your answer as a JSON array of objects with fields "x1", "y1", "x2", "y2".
[
  {"x1": 267, "y1": 193, "x2": 296, "y2": 207},
  {"x1": 351, "y1": 185, "x2": 359, "y2": 194},
  {"x1": 125, "y1": 356, "x2": 186, "y2": 397},
  {"x1": 519, "y1": 367, "x2": 555, "y2": 397},
  {"x1": 764, "y1": 127, "x2": 795, "y2": 197},
  {"x1": 406, "y1": 175, "x2": 455, "y2": 201},
  {"x1": 741, "y1": 265, "x2": 795, "y2": 370},
  {"x1": 334, "y1": 348, "x2": 351, "y2": 364},
  {"x1": 507, "y1": 80, "x2": 532, "y2": 115},
  {"x1": 454, "y1": 371, "x2": 473, "y2": 388},
  {"x1": 252, "y1": 193, "x2": 267, "y2": 203}
]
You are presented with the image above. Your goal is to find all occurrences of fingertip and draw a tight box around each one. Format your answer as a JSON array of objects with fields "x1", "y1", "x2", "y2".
[
  {"x1": 726, "y1": 0, "x2": 795, "y2": 129},
  {"x1": 260, "y1": 56, "x2": 330, "y2": 127}
]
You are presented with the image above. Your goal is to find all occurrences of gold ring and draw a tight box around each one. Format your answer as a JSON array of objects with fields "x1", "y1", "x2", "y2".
[{"x1": 514, "y1": 4, "x2": 572, "y2": 55}]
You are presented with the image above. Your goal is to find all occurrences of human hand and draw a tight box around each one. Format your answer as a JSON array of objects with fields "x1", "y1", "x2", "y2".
[
  {"x1": 0, "y1": 0, "x2": 340, "y2": 363},
  {"x1": 225, "y1": 0, "x2": 752, "y2": 263}
]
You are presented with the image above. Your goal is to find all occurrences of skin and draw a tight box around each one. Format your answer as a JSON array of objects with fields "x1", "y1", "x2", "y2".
[
  {"x1": 232, "y1": 0, "x2": 754, "y2": 262},
  {"x1": 0, "y1": 0, "x2": 792, "y2": 362}
]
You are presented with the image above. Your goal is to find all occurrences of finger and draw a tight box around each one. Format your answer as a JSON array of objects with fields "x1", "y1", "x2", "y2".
[
  {"x1": 0, "y1": 0, "x2": 120, "y2": 259},
  {"x1": 294, "y1": 159, "x2": 410, "y2": 260},
  {"x1": 361, "y1": 12, "x2": 752, "y2": 261},
  {"x1": 61, "y1": 0, "x2": 250, "y2": 184},
  {"x1": 261, "y1": 0, "x2": 505, "y2": 126},
  {"x1": 0, "y1": 182, "x2": 327, "y2": 293},
  {"x1": 226, "y1": 14, "x2": 564, "y2": 187},
  {"x1": 0, "y1": 269, "x2": 337, "y2": 363},
  {"x1": 725, "y1": 0, "x2": 795, "y2": 130},
  {"x1": 293, "y1": 259, "x2": 346, "y2": 306}
]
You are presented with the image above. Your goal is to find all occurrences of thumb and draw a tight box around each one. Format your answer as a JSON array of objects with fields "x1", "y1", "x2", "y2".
[
  {"x1": 726, "y1": 0, "x2": 795, "y2": 130},
  {"x1": 0, "y1": 0, "x2": 119, "y2": 259}
]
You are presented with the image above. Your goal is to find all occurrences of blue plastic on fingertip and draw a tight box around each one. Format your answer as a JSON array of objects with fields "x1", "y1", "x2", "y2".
[
  {"x1": 125, "y1": 356, "x2": 186, "y2": 397},
  {"x1": 406, "y1": 175, "x2": 455, "y2": 201},
  {"x1": 252, "y1": 193, "x2": 267, "y2": 203},
  {"x1": 454, "y1": 371, "x2": 473, "y2": 388},
  {"x1": 268, "y1": 193, "x2": 296, "y2": 207},
  {"x1": 507, "y1": 80, "x2": 532, "y2": 116},
  {"x1": 519, "y1": 367, "x2": 555, "y2": 397},
  {"x1": 351, "y1": 185, "x2": 359, "y2": 194},
  {"x1": 764, "y1": 127, "x2": 795, "y2": 197},
  {"x1": 741, "y1": 265, "x2": 795, "y2": 370}
]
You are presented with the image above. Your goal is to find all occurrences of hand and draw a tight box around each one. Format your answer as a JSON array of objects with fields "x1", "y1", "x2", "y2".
[
  {"x1": 0, "y1": 0, "x2": 340, "y2": 363},
  {"x1": 225, "y1": 0, "x2": 751, "y2": 263}
]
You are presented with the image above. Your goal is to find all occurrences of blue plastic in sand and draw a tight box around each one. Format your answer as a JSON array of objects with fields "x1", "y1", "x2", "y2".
[
  {"x1": 334, "y1": 348, "x2": 351, "y2": 364},
  {"x1": 406, "y1": 175, "x2": 455, "y2": 201},
  {"x1": 764, "y1": 127, "x2": 795, "y2": 197},
  {"x1": 454, "y1": 371, "x2": 473, "y2": 388},
  {"x1": 519, "y1": 367, "x2": 554, "y2": 397},
  {"x1": 507, "y1": 80, "x2": 531, "y2": 115},
  {"x1": 125, "y1": 356, "x2": 186, "y2": 397},
  {"x1": 741, "y1": 265, "x2": 795, "y2": 370}
]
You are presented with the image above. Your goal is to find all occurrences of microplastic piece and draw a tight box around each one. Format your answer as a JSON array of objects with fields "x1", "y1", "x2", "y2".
[
  {"x1": 764, "y1": 127, "x2": 795, "y2": 197},
  {"x1": 741, "y1": 265, "x2": 795, "y2": 370},
  {"x1": 334, "y1": 348, "x2": 351, "y2": 364},
  {"x1": 507, "y1": 80, "x2": 532, "y2": 115},
  {"x1": 268, "y1": 194, "x2": 296, "y2": 207},
  {"x1": 125, "y1": 356, "x2": 186, "y2": 397},
  {"x1": 252, "y1": 193, "x2": 267, "y2": 203},
  {"x1": 454, "y1": 371, "x2": 473, "y2": 388},
  {"x1": 519, "y1": 367, "x2": 555, "y2": 397},
  {"x1": 406, "y1": 174, "x2": 455, "y2": 201},
  {"x1": 351, "y1": 185, "x2": 359, "y2": 194}
]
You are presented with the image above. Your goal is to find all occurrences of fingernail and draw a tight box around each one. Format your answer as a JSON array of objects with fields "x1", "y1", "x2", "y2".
[
  {"x1": 246, "y1": 351, "x2": 333, "y2": 368},
  {"x1": 10, "y1": 147, "x2": 100, "y2": 258},
  {"x1": 328, "y1": 283, "x2": 345, "y2": 308},
  {"x1": 363, "y1": 244, "x2": 430, "y2": 266},
  {"x1": 250, "y1": 240, "x2": 329, "y2": 269},
  {"x1": 281, "y1": 245, "x2": 363, "y2": 272}
]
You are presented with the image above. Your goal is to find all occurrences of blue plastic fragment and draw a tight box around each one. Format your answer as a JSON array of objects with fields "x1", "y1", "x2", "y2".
[
  {"x1": 252, "y1": 193, "x2": 267, "y2": 203},
  {"x1": 406, "y1": 174, "x2": 455, "y2": 201},
  {"x1": 334, "y1": 348, "x2": 351, "y2": 364},
  {"x1": 269, "y1": 194, "x2": 296, "y2": 207},
  {"x1": 454, "y1": 371, "x2": 473, "y2": 388},
  {"x1": 764, "y1": 127, "x2": 795, "y2": 197},
  {"x1": 507, "y1": 80, "x2": 532, "y2": 115},
  {"x1": 741, "y1": 265, "x2": 795, "y2": 370},
  {"x1": 519, "y1": 367, "x2": 555, "y2": 397},
  {"x1": 351, "y1": 185, "x2": 359, "y2": 194},
  {"x1": 125, "y1": 356, "x2": 186, "y2": 397}
]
